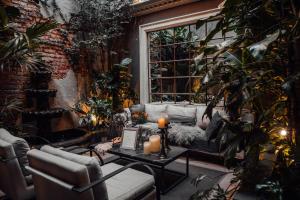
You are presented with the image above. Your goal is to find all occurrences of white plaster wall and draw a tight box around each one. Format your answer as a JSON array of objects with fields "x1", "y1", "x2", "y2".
[{"x1": 39, "y1": 0, "x2": 78, "y2": 23}]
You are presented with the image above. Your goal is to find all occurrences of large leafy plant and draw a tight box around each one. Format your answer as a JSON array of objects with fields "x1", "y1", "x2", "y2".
[
  {"x1": 0, "y1": 1, "x2": 58, "y2": 71},
  {"x1": 73, "y1": 58, "x2": 134, "y2": 128},
  {"x1": 68, "y1": 0, "x2": 132, "y2": 69},
  {"x1": 192, "y1": 0, "x2": 300, "y2": 198}
]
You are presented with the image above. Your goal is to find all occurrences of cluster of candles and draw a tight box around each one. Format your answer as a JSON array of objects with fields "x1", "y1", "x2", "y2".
[{"x1": 143, "y1": 117, "x2": 168, "y2": 155}]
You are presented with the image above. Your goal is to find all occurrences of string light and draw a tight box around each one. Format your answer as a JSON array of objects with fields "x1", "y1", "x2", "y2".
[{"x1": 280, "y1": 129, "x2": 287, "y2": 136}]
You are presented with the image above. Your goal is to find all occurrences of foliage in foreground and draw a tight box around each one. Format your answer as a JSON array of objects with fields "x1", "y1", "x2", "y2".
[
  {"x1": 191, "y1": 0, "x2": 300, "y2": 199},
  {"x1": 0, "y1": 1, "x2": 58, "y2": 71}
]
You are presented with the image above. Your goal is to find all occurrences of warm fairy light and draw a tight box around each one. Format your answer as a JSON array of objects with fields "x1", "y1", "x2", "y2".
[
  {"x1": 280, "y1": 129, "x2": 287, "y2": 136},
  {"x1": 91, "y1": 114, "x2": 97, "y2": 126}
]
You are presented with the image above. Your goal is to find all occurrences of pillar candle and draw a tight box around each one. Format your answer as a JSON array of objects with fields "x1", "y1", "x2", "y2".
[
  {"x1": 149, "y1": 135, "x2": 161, "y2": 153},
  {"x1": 143, "y1": 142, "x2": 151, "y2": 155},
  {"x1": 157, "y1": 118, "x2": 166, "y2": 128}
]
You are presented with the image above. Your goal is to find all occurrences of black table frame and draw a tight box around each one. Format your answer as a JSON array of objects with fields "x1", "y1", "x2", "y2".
[{"x1": 107, "y1": 146, "x2": 189, "y2": 195}]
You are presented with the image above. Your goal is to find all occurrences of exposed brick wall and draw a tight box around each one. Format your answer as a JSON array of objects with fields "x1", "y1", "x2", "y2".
[{"x1": 0, "y1": 0, "x2": 73, "y2": 104}]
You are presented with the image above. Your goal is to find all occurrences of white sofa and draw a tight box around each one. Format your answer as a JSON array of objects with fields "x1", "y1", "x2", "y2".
[{"x1": 129, "y1": 103, "x2": 228, "y2": 153}]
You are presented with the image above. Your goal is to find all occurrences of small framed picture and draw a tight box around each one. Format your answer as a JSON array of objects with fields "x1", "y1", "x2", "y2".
[{"x1": 120, "y1": 128, "x2": 138, "y2": 150}]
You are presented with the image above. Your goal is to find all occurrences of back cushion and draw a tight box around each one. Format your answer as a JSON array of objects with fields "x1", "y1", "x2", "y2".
[
  {"x1": 41, "y1": 145, "x2": 108, "y2": 200},
  {"x1": 27, "y1": 149, "x2": 93, "y2": 200},
  {"x1": 0, "y1": 128, "x2": 30, "y2": 176},
  {"x1": 145, "y1": 104, "x2": 167, "y2": 122},
  {"x1": 167, "y1": 105, "x2": 196, "y2": 125},
  {"x1": 0, "y1": 139, "x2": 15, "y2": 160}
]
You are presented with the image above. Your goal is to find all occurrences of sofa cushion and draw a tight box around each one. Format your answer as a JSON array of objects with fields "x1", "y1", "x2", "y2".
[
  {"x1": 0, "y1": 128, "x2": 30, "y2": 176},
  {"x1": 205, "y1": 112, "x2": 224, "y2": 140},
  {"x1": 101, "y1": 163, "x2": 155, "y2": 200},
  {"x1": 130, "y1": 104, "x2": 145, "y2": 113},
  {"x1": 145, "y1": 104, "x2": 167, "y2": 122},
  {"x1": 167, "y1": 105, "x2": 196, "y2": 125},
  {"x1": 41, "y1": 145, "x2": 108, "y2": 200}
]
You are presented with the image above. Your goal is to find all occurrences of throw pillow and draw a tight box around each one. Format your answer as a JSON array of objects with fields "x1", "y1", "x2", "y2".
[
  {"x1": 145, "y1": 104, "x2": 167, "y2": 122},
  {"x1": 167, "y1": 105, "x2": 196, "y2": 125},
  {"x1": 205, "y1": 112, "x2": 223, "y2": 140},
  {"x1": 198, "y1": 115, "x2": 210, "y2": 130}
]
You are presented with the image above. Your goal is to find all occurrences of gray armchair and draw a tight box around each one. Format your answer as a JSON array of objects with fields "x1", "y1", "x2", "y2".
[
  {"x1": 26, "y1": 146, "x2": 159, "y2": 200},
  {"x1": 0, "y1": 128, "x2": 34, "y2": 200}
]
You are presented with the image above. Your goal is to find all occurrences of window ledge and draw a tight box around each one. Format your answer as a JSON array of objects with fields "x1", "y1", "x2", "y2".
[{"x1": 131, "y1": 0, "x2": 202, "y2": 17}]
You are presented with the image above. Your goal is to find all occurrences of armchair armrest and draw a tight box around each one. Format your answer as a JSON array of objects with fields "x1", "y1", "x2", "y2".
[{"x1": 0, "y1": 155, "x2": 21, "y2": 163}]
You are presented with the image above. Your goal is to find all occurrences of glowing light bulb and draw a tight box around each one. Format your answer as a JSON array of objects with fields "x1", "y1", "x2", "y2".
[
  {"x1": 91, "y1": 114, "x2": 97, "y2": 126},
  {"x1": 280, "y1": 129, "x2": 287, "y2": 136}
]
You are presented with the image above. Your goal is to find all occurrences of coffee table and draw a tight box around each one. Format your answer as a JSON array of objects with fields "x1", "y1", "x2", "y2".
[{"x1": 107, "y1": 146, "x2": 189, "y2": 194}]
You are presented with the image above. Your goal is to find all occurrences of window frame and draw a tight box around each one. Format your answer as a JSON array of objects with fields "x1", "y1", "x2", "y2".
[{"x1": 139, "y1": 8, "x2": 221, "y2": 104}]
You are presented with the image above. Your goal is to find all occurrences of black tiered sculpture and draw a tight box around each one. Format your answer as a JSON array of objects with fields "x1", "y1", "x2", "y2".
[{"x1": 23, "y1": 70, "x2": 65, "y2": 137}]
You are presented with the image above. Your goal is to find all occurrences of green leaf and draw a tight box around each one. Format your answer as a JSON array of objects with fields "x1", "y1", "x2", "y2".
[{"x1": 247, "y1": 30, "x2": 280, "y2": 61}]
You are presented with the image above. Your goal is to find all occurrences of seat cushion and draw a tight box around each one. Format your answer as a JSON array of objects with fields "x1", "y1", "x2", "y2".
[
  {"x1": 101, "y1": 163, "x2": 155, "y2": 200},
  {"x1": 41, "y1": 145, "x2": 108, "y2": 200},
  {"x1": 0, "y1": 128, "x2": 30, "y2": 176}
]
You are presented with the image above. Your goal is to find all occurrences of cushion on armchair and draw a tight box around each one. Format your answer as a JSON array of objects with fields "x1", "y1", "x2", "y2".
[
  {"x1": 0, "y1": 128, "x2": 30, "y2": 176},
  {"x1": 145, "y1": 104, "x2": 167, "y2": 122},
  {"x1": 41, "y1": 145, "x2": 108, "y2": 200},
  {"x1": 167, "y1": 105, "x2": 197, "y2": 125}
]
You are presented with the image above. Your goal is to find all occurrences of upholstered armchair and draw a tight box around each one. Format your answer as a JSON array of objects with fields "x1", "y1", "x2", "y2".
[
  {"x1": 26, "y1": 145, "x2": 159, "y2": 200},
  {"x1": 0, "y1": 128, "x2": 35, "y2": 200}
]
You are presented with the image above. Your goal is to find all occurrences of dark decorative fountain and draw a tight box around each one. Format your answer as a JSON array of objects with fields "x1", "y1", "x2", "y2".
[{"x1": 22, "y1": 70, "x2": 91, "y2": 147}]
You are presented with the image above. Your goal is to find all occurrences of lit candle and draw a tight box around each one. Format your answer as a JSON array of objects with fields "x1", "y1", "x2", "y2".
[
  {"x1": 149, "y1": 135, "x2": 161, "y2": 153},
  {"x1": 158, "y1": 117, "x2": 166, "y2": 128},
  {"x1": 143, "y1": 141, "x2": 151, "y2": 155}
]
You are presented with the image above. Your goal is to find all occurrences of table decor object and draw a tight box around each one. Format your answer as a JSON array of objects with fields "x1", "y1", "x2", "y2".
[{"x1": 120, "y1": 128, "x2": 138, "y2": 150}]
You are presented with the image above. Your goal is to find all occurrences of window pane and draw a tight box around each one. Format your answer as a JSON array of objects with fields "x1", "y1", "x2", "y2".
[
  {"x1": 174, "y1": 26, "x2": 189, "y2": 43},
  {"x1": 149, "y1": 32, "x2": 160, "y2": 47},
  {"x1": 175, "y1": 44, "x2": 189, "y2": 60},
  {"x1": 162, "y1": 78, "x2": 174, "y2": 93},
  {"x1": 175, "y1": 95, "x2": 190, "y2": 102},
  {"x1": 149, "y1": 47, "x2": 160, "y2": 62},
  {"x1": 191, "y1": 77, "x2": 202, "y2": 93},
  {"x1": 161, "y1": 63, "x2": 174, "y2": 77},
  {"x1": 192, "y1": 93, "x2": 207, "y2": 104},
  {"x1": 207, "y1": 20, "x2": 218, "y2": 35},
  {"x1": 161, "y1": 45, "x2": 174, "y2": 61},
  {"x1": 151, "y1": 94, "x2": 161, "y2": 102},
  {"x1": 175, "y1": 61, "x2": 190, "y2": 76},
  {"x1": 162, "y1": 94, "x2": 174, "y2": 102},
  {"x1": 150, "y1": 78, "x2": 161, "y2": 93},
  {"x1": 159, "y1": 29, "x2": 174, "y2": 45},
  {"x1": 150, "y1": 64, "x2": 160, "y2": 78},
  {"x1": 175, "y1": 78, "x2": 190, "y2": 93}
]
